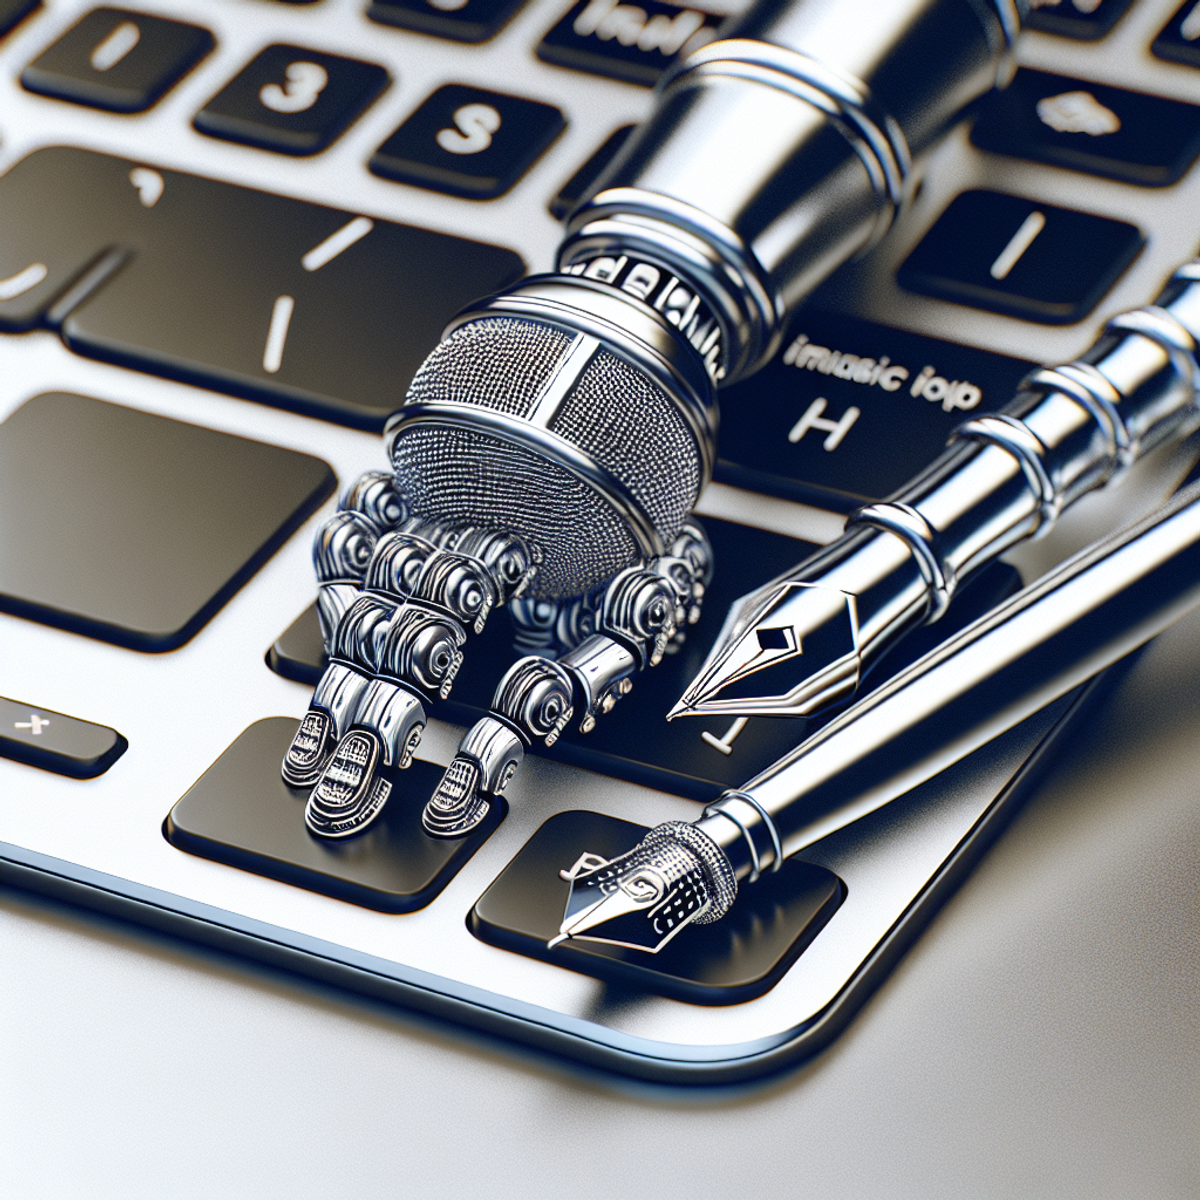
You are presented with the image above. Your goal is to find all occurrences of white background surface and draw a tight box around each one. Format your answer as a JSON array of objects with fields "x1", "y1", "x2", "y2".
[{"x1": 3, "y1": 611, "x2": 1197, "y2": 1198}]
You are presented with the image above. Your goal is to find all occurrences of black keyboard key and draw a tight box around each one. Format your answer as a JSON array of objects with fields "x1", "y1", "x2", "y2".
[
  {"x1": 0, "y1": 147, "x2": 150, "y2": 333},
  {"x1": 367, "y1": 0, "x2": 526, "y2": 43},
  {"x1": 166, "y1": 720, "x2": 500, "y2": 912},
  {"x1": 21, "y1": 7, "x2": 214, "y2": 113},
  {"x1": 549, "y1": 123, "x2": 634, "y2": 219},
  {"x1": 971, "y1": 69, "x2": 1200, "y2": 187},
  {"x1": 715, "y1": 311, "x2": 1036, "y2": 510},
  {"x1": 897, "y1": 190, "x2": 1143, "y2": 324},
  {"x1": 268, "y1": 518, "x2": 1019, "y2": 801},
  {"x1": 1153, "y1": 0, "x2": 1200, "y2": 69},
  {"x1": 0, "y1": 696, "x2": 127, "y2": 779},
  {"x1": 537, "y1": 0, "x2": 721, "y2": 86},
  {"x1": 1025, "y1": 0, "x2": 1133, "y2": 40},
  {"x1": 0, "y1": 0, "x2": 38, "y2": 40},
  {"x1": 470, "y1": 810, "x2": 844, "y2": 1003},
  {"x1": 62, "y1": 174, "x2": 523, "y2": 427},
  {"x1": 0, "y1": 392, "x2": 334, "y2": 650},
  {"x1": 370, "y1": 84, "x2": 565, "y2": 199},
  {"x1": 194, "y1": 45, "x2": 390, "y2": 156},
  {"x1": 0, "y1": 147, "x2": 524, "y2": 428},
  {"x1": 269, "y1": 519, "x2": 818, "y2": 801}
]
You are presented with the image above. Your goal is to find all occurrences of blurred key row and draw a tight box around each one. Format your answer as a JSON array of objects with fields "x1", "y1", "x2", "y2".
[
  {"x1": 13, "y1": 2, "x2": 1200, "y2": 178},
  {"x1": 17, "y1": 8, "x2": 570, "y2": 198},
  {"x1": 0, "y1": 146, "x2": 524, "y2": 427},
  {"x1": 0, "y1": 141, "x2": 1156, "y2": 501}
]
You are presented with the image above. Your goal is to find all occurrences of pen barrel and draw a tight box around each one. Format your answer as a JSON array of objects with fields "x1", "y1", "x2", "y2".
[
  {"x1": 803, "y1": 263, "x2": 1200, "y2": 691},
  {"x1": 700, "y1": 476, "x2": 1200, "y2": 877},
  {"x1": 558, "y1": 0, "x2": 1019, "y2": 384}
]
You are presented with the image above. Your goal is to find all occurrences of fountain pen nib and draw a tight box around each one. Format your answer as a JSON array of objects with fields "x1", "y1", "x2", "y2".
[
  {"x1": 673, "y1": 581, "x2": 862, "y2": 719},
  {"x1": 549, "y1": 822, "x2": 738, "y2": 954}
]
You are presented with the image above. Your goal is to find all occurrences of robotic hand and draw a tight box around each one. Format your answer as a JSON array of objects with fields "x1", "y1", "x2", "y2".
[
  {"x1": 281, "y1": 0, "x2": 1020, "y2": 841},
  {"x1": 282, "y1": 462, "x2": 711, "y2": 841}
]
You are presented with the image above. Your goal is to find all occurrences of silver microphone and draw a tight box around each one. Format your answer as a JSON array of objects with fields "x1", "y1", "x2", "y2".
[
  {"x1": 387, "y1": 0, "x2": 1023, "y2": 596},
  {"x1": 287, "y1": 0, "x2": 1025, "y2": 842}
]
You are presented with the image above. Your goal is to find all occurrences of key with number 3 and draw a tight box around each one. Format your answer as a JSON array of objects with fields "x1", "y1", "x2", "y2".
[{"x1": 194, "y1": 45, "x2": 390, "y2": 156}]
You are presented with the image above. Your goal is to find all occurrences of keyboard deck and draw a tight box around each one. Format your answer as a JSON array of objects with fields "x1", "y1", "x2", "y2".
[{"x1": 2, "y1": 0, "x2": 1199, "y2": 1080}]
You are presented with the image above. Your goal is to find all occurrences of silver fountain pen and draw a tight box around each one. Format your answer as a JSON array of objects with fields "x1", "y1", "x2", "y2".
[
  {"x1": 673, "y1": 258, "x2": 1200, "y2": 722},
  {"x1": 554, "y1": 468, "x2": 1200, "y2": 952}
]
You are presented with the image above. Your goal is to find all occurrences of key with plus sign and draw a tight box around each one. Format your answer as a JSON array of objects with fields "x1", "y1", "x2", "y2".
[{"x1": 1, "y1": 696, "x2": 126, "y2": 778}]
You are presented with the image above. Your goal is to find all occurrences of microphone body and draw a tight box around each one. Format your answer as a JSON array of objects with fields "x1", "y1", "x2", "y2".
[
  {"x1": 560, "y1": 0, "x2": 1019, "y2": 385},
  {"x1": 289, "y1": 0, "x2": 1025, "y2": 841},
  {"x1": 385, "y1": 0, "x2": 1022, "y2": 601}
]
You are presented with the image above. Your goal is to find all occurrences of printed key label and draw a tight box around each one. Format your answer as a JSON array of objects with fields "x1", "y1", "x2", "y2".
[
  {"x1": 260, "y1": 61, "x2": 329, "y2": 114},
  {"x1": 20, "y1": 8, "x2": 215, "y2": 113},
  {"x1": 780, "y1": 331, "x2": 985, "y2": 414},
  {"x1": 90, "y1": 20, "x2": 141, "y2": 71},
  {"x1": 370, "y1": 85, "x2": 564, "y2": 198},
  {"x1": 1036, "y1": 91, "x2": 1120, "y2": 136},
  {"x1": 194, "y1": 46, "x2": 390, "y2": 156},
  {"x1": 715, "y1": 310, "x2": 1035, "y2": 509},
  {"x1": 538, "y1": 0, "x2": 723, "y2": 86},
  {"x1": 129, "y1": 166, "x2": 164, "y2": 207},
  {"x1": 437, "y1": 104, "x2": 502, "y2": 154},
  {"x1": 971, "y1": 70, "x2": 1200, "y2": 187}
]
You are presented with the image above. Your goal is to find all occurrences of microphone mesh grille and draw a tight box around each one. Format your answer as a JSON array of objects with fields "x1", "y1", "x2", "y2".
[
  {"x1": 406, "y1": 317, "x2": 573, "y2": 418},
  {"x1": 391, "y1": 316, "x2": 705, "y2": 599},
  {"x1": 390, "y1": 425, "x2": 640, "y2": 598},
  {"x1": 550, "y1": 349, "x2": 699, "y2": 540}
]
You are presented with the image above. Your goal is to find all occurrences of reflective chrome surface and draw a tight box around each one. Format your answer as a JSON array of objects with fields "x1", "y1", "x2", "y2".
[
  {"x1": 702, "y1": 476, "x2": 1200, "y2": 872},
  {"x1": 2, "y1": 0, "x2": 1198, "y2": 1110},
  {"x1": 681, "y1": 260, "x2": 1200, "y2": 719},
  {"x1": 562, "y1": 0, "x2": 1020, "y2": 381}
]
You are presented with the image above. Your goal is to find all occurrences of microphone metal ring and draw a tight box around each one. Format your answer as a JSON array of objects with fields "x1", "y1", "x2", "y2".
[
  {"x1": 563, "y1": 202, "x2": 779, "y2": 384},
  {"x1": 453, "y1": 276, "x2": 718, "y2": 482},
  {"x1": 667, "y1": 39, "x2": 912, "y2": 246}
]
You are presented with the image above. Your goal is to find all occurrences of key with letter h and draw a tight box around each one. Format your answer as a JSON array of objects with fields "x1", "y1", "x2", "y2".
[{"x1": 787, "y1": 397, "x2": 860, "y2": 451}]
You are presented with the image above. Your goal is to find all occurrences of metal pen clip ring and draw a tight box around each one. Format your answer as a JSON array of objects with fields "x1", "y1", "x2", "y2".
[
  {"x1": 954, "y1": 414, "x2": 1059, "y2": 535},
  {"x1": 848, "y1": 501, "x2": 954, "y2": 621},
  {"x1": 1108, "y1": 306, "x2": 1200, "y2": 397},
  {"x1": 708, "y1": 788, "x2": 785, "y2": 881},
  {"x1": 1024, "y1": 363, "x2": 1132, "y2": 480}
]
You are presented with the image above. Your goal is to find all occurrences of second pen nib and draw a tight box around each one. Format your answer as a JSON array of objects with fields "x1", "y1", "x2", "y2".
[{"x1": 549, "y1": 823, "x2": 737, "y2": 954}]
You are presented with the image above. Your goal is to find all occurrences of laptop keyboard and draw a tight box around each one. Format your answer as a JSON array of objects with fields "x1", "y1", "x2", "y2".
[{"x1": 3, "y1": 0, "x2": 1199, "y2": 1074}]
